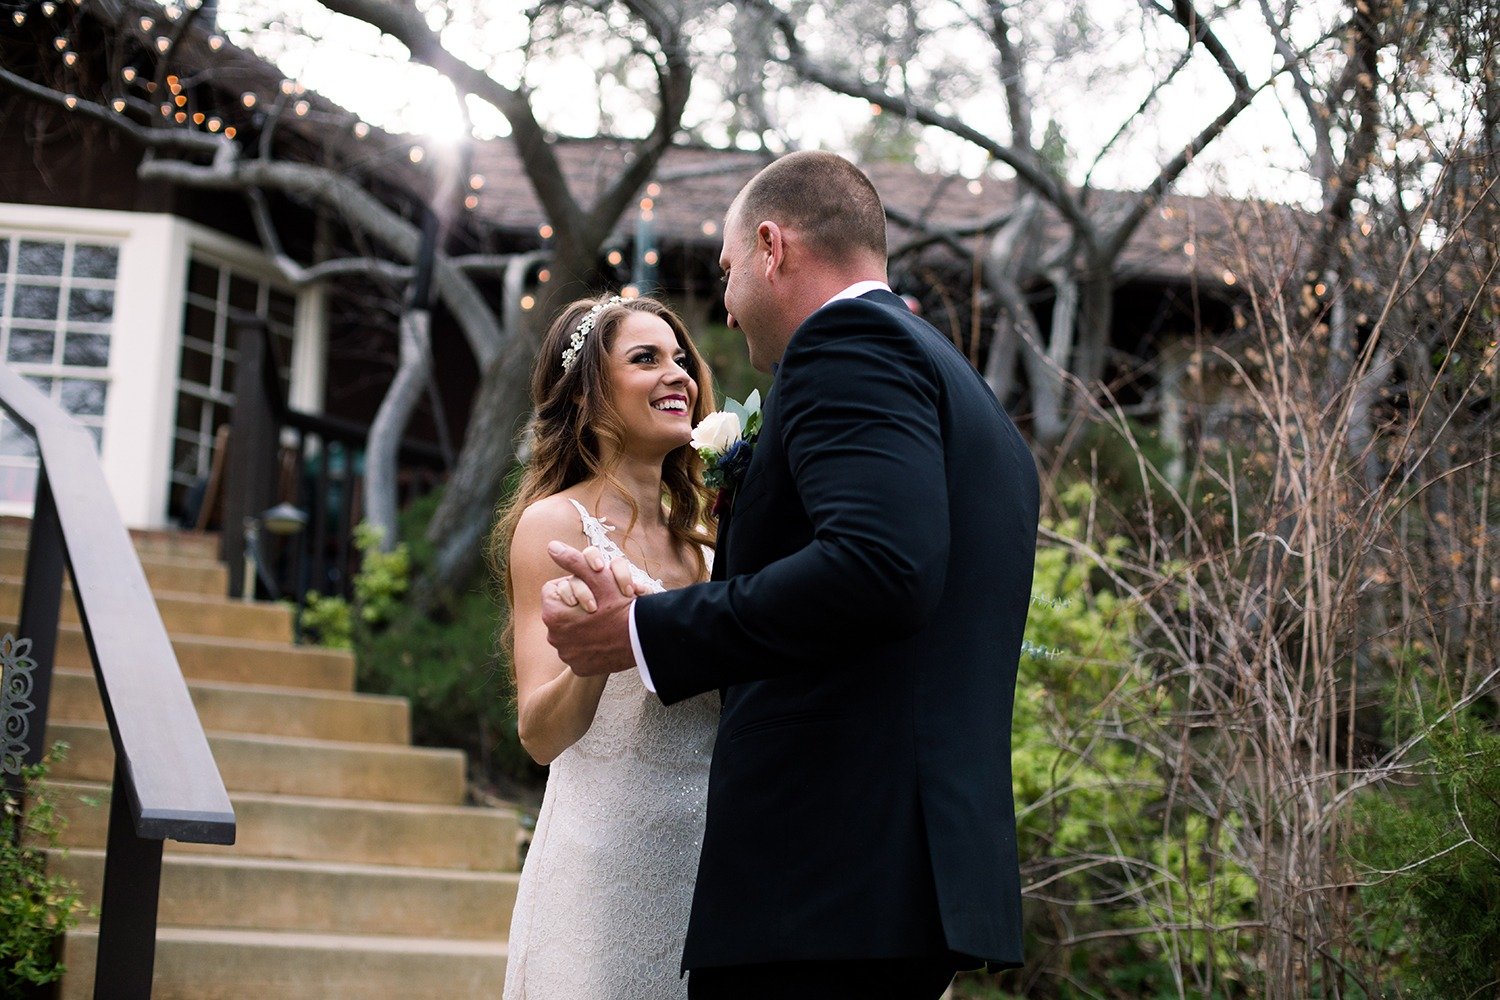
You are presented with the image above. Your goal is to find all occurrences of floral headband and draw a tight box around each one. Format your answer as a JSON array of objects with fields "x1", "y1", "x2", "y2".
[{"x1": 561, "y1": 296, "x2": 625, "y2": 373}]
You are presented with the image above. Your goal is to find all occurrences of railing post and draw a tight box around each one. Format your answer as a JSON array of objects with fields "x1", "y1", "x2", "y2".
[
  {"x1": 221, "y1": 319, "x2": 278, "y2": 598},
  {"x1": 94, "y1": 758, "x2": 164, "y2": 998},
  {"x1": 16, "y1": 469, "x2": 63, "y2": 772}
]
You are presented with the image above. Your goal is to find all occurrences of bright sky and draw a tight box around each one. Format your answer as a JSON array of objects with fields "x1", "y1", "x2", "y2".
[{"x1": 217, "y1": 0, "x2": 1336, "y2": 207}]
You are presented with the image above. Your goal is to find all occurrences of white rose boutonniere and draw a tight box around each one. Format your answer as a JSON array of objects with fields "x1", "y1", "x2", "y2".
[{"x1": 692, "y1": 390, "x2": 762, "y2": 515}]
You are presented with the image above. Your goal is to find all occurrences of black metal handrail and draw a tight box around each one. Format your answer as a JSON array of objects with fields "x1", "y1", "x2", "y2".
[
  {"x1": 0, "y1": 363, "x2": 235, "y2": 997},
  {"x1": 221, "y1": 320, "x2": 447, "y2": 605}
]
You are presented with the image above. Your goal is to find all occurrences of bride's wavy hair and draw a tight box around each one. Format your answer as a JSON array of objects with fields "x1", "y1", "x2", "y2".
[{"x1": 488, "y1": 294, "x2": 717, "y2": 652}]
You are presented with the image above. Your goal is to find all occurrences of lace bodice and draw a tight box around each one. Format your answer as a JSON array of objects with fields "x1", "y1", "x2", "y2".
[{"x1": 502, "y1": 500, "x2": 719, "y2": 999}]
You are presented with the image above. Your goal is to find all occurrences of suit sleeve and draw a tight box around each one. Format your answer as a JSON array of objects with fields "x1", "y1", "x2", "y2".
[{"x1": 636, "y1": 302, "x2": 950, "y2": 704}]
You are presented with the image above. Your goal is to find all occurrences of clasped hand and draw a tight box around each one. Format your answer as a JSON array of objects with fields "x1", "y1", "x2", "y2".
[{"x1": 540, "y1": 542, "x2": 647, "y2": 677}]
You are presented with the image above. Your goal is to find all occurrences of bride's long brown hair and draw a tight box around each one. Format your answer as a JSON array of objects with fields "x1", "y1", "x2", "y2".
[{"x1": 488, "y1": 294, "x2": 717, "y2": 654}]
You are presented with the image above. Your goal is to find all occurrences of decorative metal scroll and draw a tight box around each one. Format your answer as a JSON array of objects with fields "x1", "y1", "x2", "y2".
[{"x1": 1, "y1": 633, "x2": 37, "y2": 776}]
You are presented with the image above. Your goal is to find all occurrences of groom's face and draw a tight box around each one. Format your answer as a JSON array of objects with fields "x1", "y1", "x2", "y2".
[{"x1": 719, "y1": 209, "x2": 779, "y2": 373}]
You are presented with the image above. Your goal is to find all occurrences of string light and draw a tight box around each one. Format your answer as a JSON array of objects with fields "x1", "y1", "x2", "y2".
[
  {"x1": 646, "y1": 182, "x2": 661, "y2": 197},
  {"x1": 280, "y1": 80, "x2": 295, "y2": 95},
  {"x1": 139, "y1": 16, "x2": 153, "y2": 31},
  {"x1": 160, "y1": 103, "x2": 170, "y2": 116},
  {"x1": 165, "y1": 3, "x2": 181, "y2": 19},
  {"x1": 353, "y1": 122, "x2": 369, "y2": 138},
  {"x1": 463, "y1": 194, "x2": 479, "y2": 210},
  {"x1": 1183, "y1": 241, "x2": 1196, "y2": 257},
  {"x1": 122, "y1": 67, "x2": 137, "y2": 82},
  {"x1": 241, "y1": 93, "x2": 256, "y2": 108},
  {"x1": 192, "y1": 112, "x2": 205, "y2": 125},
  {"x1": 64, "y1": 94, "x2": 77, "y2": 109},
  {"x1": 209, "y1": 35, "x2": 224, "y2": 51},
  {"x1": 537, "y1": 269, "x2": 551, "y2": 283},
  {"x1": 111, "y1": 98, "x2": 126, "y2": 112},
  {"x1": 41, "y1": 2, "x2": 56, "y2": 15},
  {"x1": 207, "y1": 117, "x2": 221, "y2": 132},
  {"x1": 967, "y1": 180, "x2": 983, "y2": 195},
  {"x1": 469, "y1": 173, "x2": 484, "y2": 190},
  {"x1": 294, "y1": 100, "x2": 309, "y2": 116},
  {"x1": 409, "y1": 145, "x2": 424, "y2": 163},
  {"x1": 63, "y1": 52, "x2": 77, "y2": 66},
  {"x1": 538, "y1": 224, "x2": 554, "y2": 239},
  {"x1": 174, "y1": 94, "x2": 187, "y2": 107},
  {"x1": 1314, "y1": 282, "x2": 1327, "y2": 296},
  {"x1": 156, "y1": 36, "x2": 170, "y2": 52},
  {"x1": 639, "y1": 197, "x2": 654, "y2": 212},
  {"x1": 644, "y1": 250, "x2": 659, "y2": 266},
  {"x1": 1223, "y1": 270, "x2": 1237, "y2": 286},
  {"x1": 224, "y1": 126, "x2": 237, "y2": 139},
  {"x1": 53, "y1": 36, "x2": 68, "y2": 50},
  {"x1": 700, "y1": 221, "x2": 716, "y2": 236},
  {"x1": 520, "y1": 294, "x2": 535, "y2": 310},
  {"x1": 174, "y1": 111, "x2": 186, "y2": 123},
  {"x1": 12, "y1": 12, "x2": 24, "y2": 25},
  {"x1": 641, "y1": 209, "x2": 654, "y2": 222},
  {"x1": 607, "y1": 250, "x2": 623, "y2": 266},
  {"x1": 621, "y1": 285, "x2": 640, "y2": 299}
]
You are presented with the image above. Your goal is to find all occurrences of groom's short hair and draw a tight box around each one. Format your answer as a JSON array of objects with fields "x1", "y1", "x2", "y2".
[{"x1": 734, "y1": 151, "x2": 887, "y2": 263}]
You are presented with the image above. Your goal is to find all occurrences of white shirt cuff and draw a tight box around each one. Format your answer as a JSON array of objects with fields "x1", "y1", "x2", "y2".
[{"x1": 628, "y1": 600, "x2": 657, "y2": 694}]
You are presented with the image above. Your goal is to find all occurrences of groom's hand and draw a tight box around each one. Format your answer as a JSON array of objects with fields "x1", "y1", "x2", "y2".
[{"x1": 541, "y1": 542, "x2": 637, "y2": 677}]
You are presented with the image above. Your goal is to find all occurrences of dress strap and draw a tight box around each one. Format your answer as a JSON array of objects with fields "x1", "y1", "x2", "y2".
[{"x1": 565, "y1": 498, "x2": 665, "y2": 594}]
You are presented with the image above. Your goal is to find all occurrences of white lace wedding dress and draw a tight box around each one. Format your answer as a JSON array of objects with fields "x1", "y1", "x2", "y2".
[{"x1": 503, "y1": 500, "x2": 719, "y2": 999}]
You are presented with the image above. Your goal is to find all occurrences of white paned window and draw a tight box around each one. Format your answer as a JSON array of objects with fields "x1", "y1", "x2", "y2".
[
  {"x1": 169, "y1": 256, "x2": 295, "y2": 523},
  {"x1": 0, "y1": 234, "x2": 118, "y2": 504}
]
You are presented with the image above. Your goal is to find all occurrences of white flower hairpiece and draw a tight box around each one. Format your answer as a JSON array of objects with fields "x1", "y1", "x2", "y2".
[{"x1": 561, "y1": 296, "x2": 625, "y2": 373}]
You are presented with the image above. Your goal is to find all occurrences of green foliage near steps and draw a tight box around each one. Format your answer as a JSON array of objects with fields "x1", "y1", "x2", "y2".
[
  {"x1": 1, "y1": 746, "x2": 87, "y2": 994},
  {"x1": 1348, "y1": 714, "x2": 1500, "y2": 999}
]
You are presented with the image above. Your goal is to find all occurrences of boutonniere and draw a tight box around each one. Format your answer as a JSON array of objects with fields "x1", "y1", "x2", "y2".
[{"x1": 691, "y1": 390, "x2": 762, "y2": 516}]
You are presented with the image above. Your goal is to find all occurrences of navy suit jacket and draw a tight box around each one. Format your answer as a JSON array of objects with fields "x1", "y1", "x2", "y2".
[{"x1": 635, "y1": 289, "x2": 1039, "y2": 970}]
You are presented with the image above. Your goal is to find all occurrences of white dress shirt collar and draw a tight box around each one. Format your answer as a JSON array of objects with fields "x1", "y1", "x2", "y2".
[{"x1": 818, "y1": 280, "x2": 891, "y2": 311}]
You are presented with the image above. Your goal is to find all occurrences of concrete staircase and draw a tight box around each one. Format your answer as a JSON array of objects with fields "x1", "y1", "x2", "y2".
[{"x1": 3, "y1": 522, "x2": 517, "y2": 997}]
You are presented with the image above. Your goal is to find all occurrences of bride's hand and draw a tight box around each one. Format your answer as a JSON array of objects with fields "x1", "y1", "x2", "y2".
[{"x1": 545, "y1": 554, "x2": 641, "y2": 614}]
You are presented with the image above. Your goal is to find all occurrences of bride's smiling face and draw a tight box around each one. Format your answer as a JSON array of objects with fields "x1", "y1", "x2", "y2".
[{"x1": 604, "y1": 311, "x2": 699, "y2": 458}]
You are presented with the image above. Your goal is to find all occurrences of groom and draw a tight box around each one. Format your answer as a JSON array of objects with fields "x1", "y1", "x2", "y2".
[{"x1": 543, "y1": 151, "x2": 1039, "y2": 999}]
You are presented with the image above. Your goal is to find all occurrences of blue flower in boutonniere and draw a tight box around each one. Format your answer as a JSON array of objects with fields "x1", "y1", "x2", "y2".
[{"x1": 691, "y1": 390, "x2": 762, "y2": 517}]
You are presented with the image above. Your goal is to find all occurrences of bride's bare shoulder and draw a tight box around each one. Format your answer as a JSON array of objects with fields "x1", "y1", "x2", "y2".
[{"x1": 512, "y1": 494, "x2": 588, "y2": 551}]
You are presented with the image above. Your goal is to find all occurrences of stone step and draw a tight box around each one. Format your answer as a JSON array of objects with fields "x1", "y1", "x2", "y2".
[
  {"x1": 3, "y1": 621, "x2": 355, "y2": 691},
  {"x1": 0, "y1": 542, "x2": 228, "y2": 594},
  {"x1": 0, "y1": 516, "x2": 222, "y2": 562},
  {"x1": 0, "y1": 577, "x2": 294, "y2": 643},
  {"x1": 50, "y1": 782, "x2": 518, "y2": 872},
  {"x1": 59, "y1": 927, "x2": 506, "y2": 999},
  {"x1": 49, "y1": 669, "x2": 409, "y2": 744},
  {"x1": 51, "y1": 850, "x2": 517, "y2": 940},
  {"x1": 50, "y1": 723, "x2": 467, "y2": 805}
]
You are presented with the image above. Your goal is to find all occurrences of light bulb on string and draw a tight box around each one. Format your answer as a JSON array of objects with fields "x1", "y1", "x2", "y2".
[
  {"x1": 139, "y1": 16, "x2": 153, "y2": 31},
  {"x1": 64, "y1": 95, "x2": 77, "y2": 109},
  {"x1": 207, "y1": 117, "x2": 221, "y2": 132},
  {"x1": 174, "y1": 111, "x2": 186, "y2": 123},
  {"x1": 208, "y1": 36, "x2": 223, "y2": 51},
  {"x1": 53, "y1": 36, "x2": 67, "y2": 50},
  {"x1": 192, "y1": 112, "x2": 204, "y2": 125},
  {"x1": 469, "y1": 174, "x2": 484, "y2": 190},
  {"x1": 156, "y1": 36, "x2": 170, "y2": 53},
  {"x1": 121, "y1": 67, "x2": 136, "y2": 82},
  {"x1": 294, "y1": 100, "x2": 309, "y2": 117},
  {"x1": 353, "y1": 121, "x2": 369, "y2": 139},
  {"x1": 12, "y1": 12, "x2": 24, "y2": 25},
  {"x1": 41, "y1": 2, "x2": 56, "y2": 16},
  {"x1": 463, "y1": 194, "x2": 479, "y2": 210},
  {"x1": 63, "y1": 52, "x2": 77, "y2": 66},
  {"x1": 646, "y1": 182, "x2": 661, "y2": 197},
  {"x1": 409, "y1": 145, "x2": 424, "y2": 164},
  {"x1": 224, "y1": 126, "x2": 237, "y2": 139},
  {"x1": 538, "y1": 224, "x2": 554, "y2": 240},
  {"x1": 241, "y1": 93, "x2": 256, "y2": 108},
  {"x1": 280, "y1": 80, "x2": 295, "y2": 95},
  {"x1": 111, "y1": 98, "x2": 126, "y2": 112}
]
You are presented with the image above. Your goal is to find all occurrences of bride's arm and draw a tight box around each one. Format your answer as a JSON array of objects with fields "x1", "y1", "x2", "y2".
[{"x1": 509, "y1": 499, "x2": 609, "y2": 765}]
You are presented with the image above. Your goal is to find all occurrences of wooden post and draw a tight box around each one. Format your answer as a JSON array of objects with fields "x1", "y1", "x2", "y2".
[{"x1": 221, "y1": 321, "x2": 278, "y2": 598}]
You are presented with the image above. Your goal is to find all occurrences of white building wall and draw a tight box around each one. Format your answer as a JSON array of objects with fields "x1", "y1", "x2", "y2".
[{"x1": 0, "y1": 203, "x2": 324, "y2": 529}]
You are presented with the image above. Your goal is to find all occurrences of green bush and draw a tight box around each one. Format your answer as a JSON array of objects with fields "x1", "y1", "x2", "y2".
[
  {"x1": 1, "y1": 747, "x2": 86, "y2": 994},
  {"x1": 969, "y1": 484, "x2": 1257, "y2": 999},
  {"x1": 1349, "y1": 715, "x2": 1500, "y2": 999}
]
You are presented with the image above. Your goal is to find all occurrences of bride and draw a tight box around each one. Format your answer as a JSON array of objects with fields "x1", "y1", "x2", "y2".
[{"x1": 491, "y1": 293, "x2": 721, "y2": 999}]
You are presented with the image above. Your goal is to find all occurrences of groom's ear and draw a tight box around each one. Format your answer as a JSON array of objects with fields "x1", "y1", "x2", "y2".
[{"x1": 758, "y1": 221, "x2": 784, "y2": 278}]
